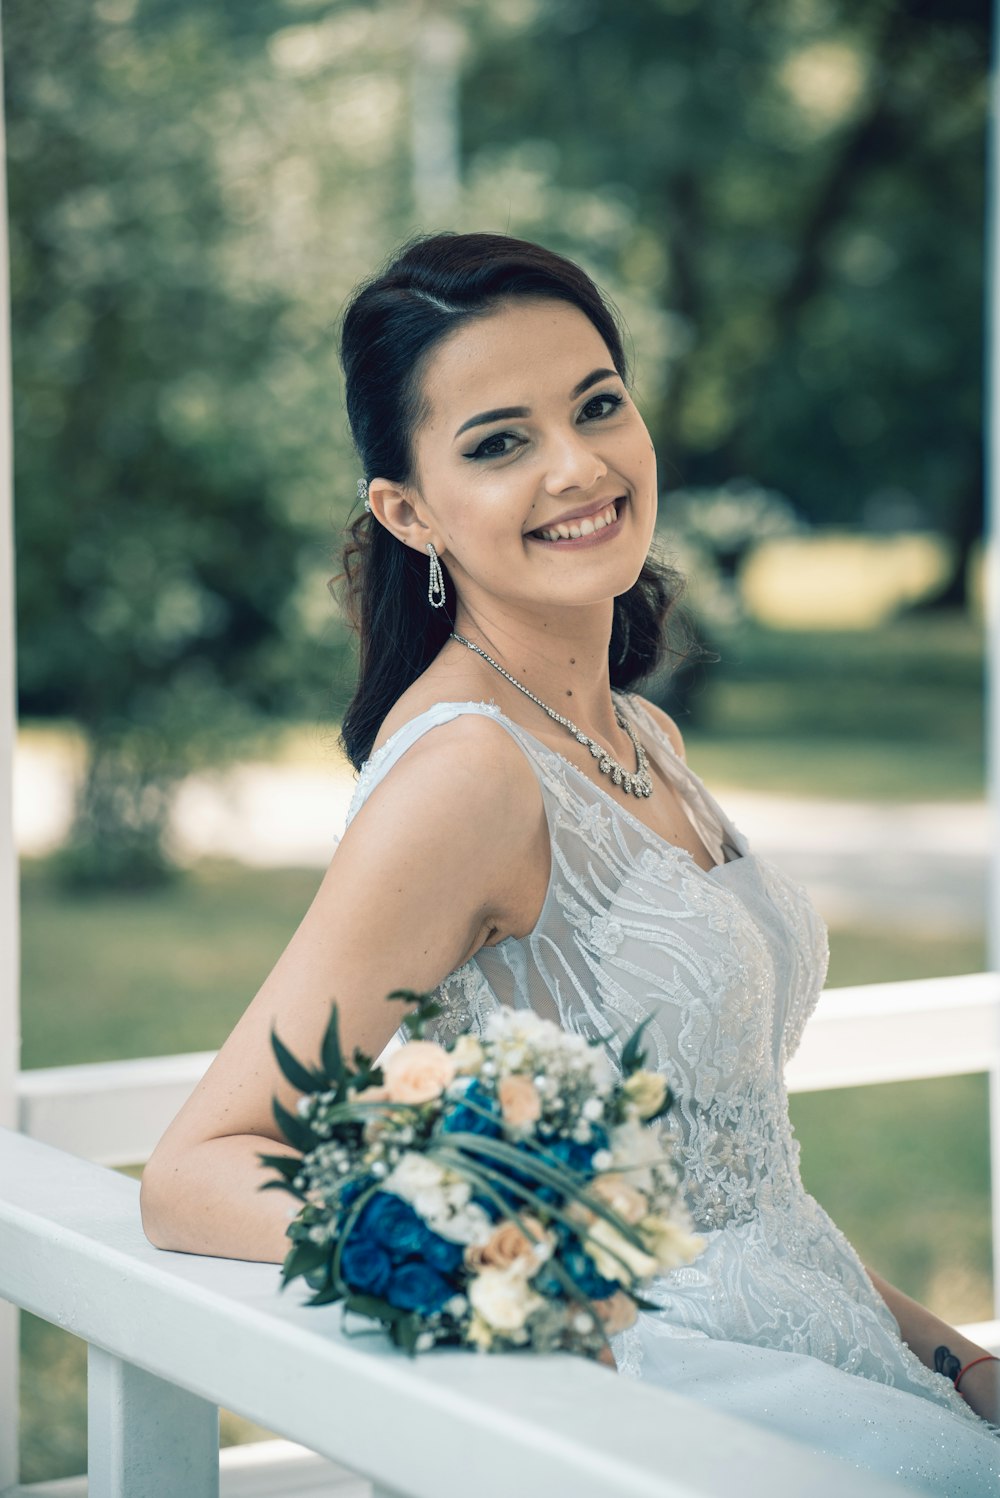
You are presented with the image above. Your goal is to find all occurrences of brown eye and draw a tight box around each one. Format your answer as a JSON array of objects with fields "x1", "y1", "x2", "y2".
[
  {"x1": 580, "y1": 393, "x2": 624, "y2": 422},
  {"x1": 465, "y1": 432, "x2": 524, "y2": 461}
]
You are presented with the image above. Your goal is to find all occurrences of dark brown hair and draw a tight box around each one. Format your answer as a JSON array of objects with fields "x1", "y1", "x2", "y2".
[{"x1": 334, "y1": 231, "x2": 697, "y2": 770}]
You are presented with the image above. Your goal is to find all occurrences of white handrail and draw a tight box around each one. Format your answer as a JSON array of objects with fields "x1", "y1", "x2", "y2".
[
  {"x1": 14, "y1": 973, "x2": 998, "y2": 1167},
  {"x1": 0, "y1": 1128, "x2": 914, "y2": 1498}
]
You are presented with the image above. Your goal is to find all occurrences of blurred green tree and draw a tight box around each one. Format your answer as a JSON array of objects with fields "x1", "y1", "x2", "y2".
[
  {"x1": 460, "y1": 0, "x2": 987, "y2": 604},
  {"x1": 6, "y1": 0, "x2": 408, "y2": 884}
]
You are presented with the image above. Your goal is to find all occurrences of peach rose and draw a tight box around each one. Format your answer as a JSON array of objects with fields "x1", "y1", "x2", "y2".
[
  {"x1": 381, "y1": 1040, "x2": 457, "y2": 1104},
  {"x1": 590, "y1": 1290, "x2": 638, "y2": 1336},
  {"x1": 564, "y1": 1198, "x2": 597, "y2": 1229},
  {"x1": 498, "y1": 1073, "x2": 542, "y2": 1128},
  {"x1": 588, "y1": 1173, "x2": 649, "y2": 1225},
  {"x1": 463, "y1": 1213, "x2": 552, "y2": 1273}
]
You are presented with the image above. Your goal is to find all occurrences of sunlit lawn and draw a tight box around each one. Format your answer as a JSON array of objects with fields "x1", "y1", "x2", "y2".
[{"x1": 16, "y1": 852, "x2": 992, "y2": 1482}]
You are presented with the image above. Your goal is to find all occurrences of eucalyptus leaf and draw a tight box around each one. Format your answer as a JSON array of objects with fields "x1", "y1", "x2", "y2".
[
  {"x1": 272, "y1": 1096, "x2": 317, "y2": 1154},
  {"x1": 270, "y1": 1027, "x2": 325, "y2": 1096}
]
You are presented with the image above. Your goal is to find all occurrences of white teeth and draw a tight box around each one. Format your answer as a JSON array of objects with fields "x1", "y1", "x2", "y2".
[{"x1": 534, "y1": 500, "x2": 620, "y2": 542}]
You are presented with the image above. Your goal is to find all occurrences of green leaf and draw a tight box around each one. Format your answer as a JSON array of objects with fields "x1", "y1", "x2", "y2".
[
  {"x1": 257, "y1": 1153, "x2": 302, "y2": 1181},
  {"x1": 385, "y1": 988, "x2": 441, "y2": 1040},
  {"x1": 257, "y1": 1178, "x2": 305, "y2": 1201},
  {"x1": 344, "y1": 1292, "x2": 405, "y2": 1324},
  {"x1": 281, "y1": 1238, "x2": 330, "y2": 1285},
  {"x1": 320, "y1": 1002, "x2": 348, "y2": 1090},
  {"x1": 621, "y1": 1015, "x2": 654, "y2": 1075},
  {"x1": 646, "y1": 1087, "x2": 675, "y2": 1123},
  {"x1": 272, "y1": 1096, "x2": 317, "y2": 1154},
  {"x1": 390, "y1": 1312, "x2": 422, "y2": 1357},
  {"x1": 270, "y1": 1027, "x2": 325, "y2": 1096},
  {"x1": 306, "y1": 1281, "x2": 346, "y2": 1307}
]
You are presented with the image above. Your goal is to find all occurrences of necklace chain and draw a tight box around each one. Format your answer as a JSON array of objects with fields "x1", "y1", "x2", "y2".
[{"x1": 449, "y1": 631, "x2": 654, "y2": 798}]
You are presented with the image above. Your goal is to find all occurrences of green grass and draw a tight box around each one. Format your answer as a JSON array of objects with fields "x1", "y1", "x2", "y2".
[
  {"x1": 19, "y1": 857, "x2": 322, "y2": 1068},
  {"x1": 658, "y1": 612, "x2": 986, "y2": 799},
  {"x1": 15, "y1": 853, "x2": 994, "y2": 1482},
  {"x1": 683, "y1": 734, "x2": 985, "y2": 801}
]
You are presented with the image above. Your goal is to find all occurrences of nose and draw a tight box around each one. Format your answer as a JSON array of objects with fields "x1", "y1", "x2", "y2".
[{"x1": 543, "y1": 428, "x2": 608, "y2": 494}]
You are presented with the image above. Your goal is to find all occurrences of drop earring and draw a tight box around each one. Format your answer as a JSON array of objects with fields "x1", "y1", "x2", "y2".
[{"x1": 426, "y1": 543, "x2": 446, "y2": 609}]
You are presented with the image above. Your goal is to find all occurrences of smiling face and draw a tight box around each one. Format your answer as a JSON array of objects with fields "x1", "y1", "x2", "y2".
[{"x1": 382, "y1": 297, "x2": 658, "y2": 628}]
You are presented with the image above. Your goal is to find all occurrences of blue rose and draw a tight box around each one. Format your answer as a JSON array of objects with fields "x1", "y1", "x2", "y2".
[
  {"x1": 354, "y1": 1192, "x2": 427, "y2": 1261},
  {"x1": 546, "y1": 1137, "x2": 598, "y2": 1174},
  {"x1": 416, "y1": 1225, "x2": 465, "y2": 1275},
  {"x1": 339, "y1": 1177, "x2": 371, "y2": 1209},
  {"x1": 562, "y1": 1242, "x2": 620, "y2": 1300},
  {"x1": 386, "y1": 1262, "x2": 454, "y2": 1315},
  {"x1": 440, "y1": 1079, "x2": 502, "y2": 1138},
  {"x1": 338, "y1": 1234, "x2": 392, "y2": 1296}
]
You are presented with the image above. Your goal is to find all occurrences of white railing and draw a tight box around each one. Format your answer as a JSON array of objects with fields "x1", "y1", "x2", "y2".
[
  {"x1": 12, "y1": 972, "x2": 997, "y2": 1166},
  {"x1": 1, "y1": 970, "x2": 998, "y2": 1497},
  {"x1": 0, "y1": 1127, "x2": 930, "y2": 1498}
]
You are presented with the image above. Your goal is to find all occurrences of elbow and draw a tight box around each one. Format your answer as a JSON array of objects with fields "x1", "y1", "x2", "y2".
[{"x1": 139, "y1": 1150, "x2": 185, "y2": 1251}]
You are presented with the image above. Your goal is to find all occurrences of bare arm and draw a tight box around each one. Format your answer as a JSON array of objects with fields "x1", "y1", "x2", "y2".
[
  {"x1": 866, "y1": 1266, "x2": 999, "y2": 1425},
  {"x1": 140, "y1": 717, "x2": 547, "y2": 1263}
]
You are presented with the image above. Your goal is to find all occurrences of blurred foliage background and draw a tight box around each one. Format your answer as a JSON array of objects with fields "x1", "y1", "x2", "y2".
[
  {"x1": 5, "y1": 0, "x2": 993, "y2": 1481},
  {"x1": 7, "y1": 0, "x2": 989, "y2": 879}
]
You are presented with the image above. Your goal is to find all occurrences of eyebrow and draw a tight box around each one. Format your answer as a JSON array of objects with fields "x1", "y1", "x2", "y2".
[{"x1": 452, "y1": 367, "x2": 620, "y2": 440}]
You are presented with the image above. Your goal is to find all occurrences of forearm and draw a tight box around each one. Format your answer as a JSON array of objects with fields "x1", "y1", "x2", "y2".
[
  {"x1": 866, "y1": 1265, "x2": 999, "y2": 1424},
  {"x1": 140, "y1": 1134, "x2": 298, "y2": 1264}
]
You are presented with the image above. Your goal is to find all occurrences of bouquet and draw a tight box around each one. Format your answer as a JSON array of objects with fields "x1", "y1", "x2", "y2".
[{"x1": 260, "y1": 990, "x2": 703, "y2": 1361}]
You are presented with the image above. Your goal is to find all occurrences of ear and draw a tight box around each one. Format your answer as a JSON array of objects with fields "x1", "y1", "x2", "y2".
[{"x1": 367, "y1": 477, "x2": 436, "y2": 555}]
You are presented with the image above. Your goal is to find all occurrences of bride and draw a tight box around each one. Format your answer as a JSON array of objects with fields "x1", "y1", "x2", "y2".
[{"x1": 141, "y1": 231, "x2": 999, "y2": 1490}]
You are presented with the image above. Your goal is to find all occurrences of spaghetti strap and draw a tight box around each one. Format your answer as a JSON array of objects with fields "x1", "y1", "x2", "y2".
[{"x1": 344, "y1": 699, "x2": 550, "y2": 832}]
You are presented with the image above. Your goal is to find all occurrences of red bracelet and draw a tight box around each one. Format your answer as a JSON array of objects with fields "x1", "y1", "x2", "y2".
[{"x1": 954, "y1": 1354, "x2": 1000, "y2": 1394}]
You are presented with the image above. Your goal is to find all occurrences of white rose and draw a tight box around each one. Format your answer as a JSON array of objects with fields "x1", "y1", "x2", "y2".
[
  {"x1": 428, "y1": 1201, "x2": 495, "y2": 1246},
  {"x1": 584, "y1": 1217, "x2": 660, "y2": 1286},
  {"x1": 622, "y1": 1070, "x2": 669, "y2": 1120},
  {"x1": 382, "y1": 1151, "x2": 447, "y2": 1206},
  {"x1": 609, "y1": 1117, "x2": 668, "y2": 1192},
  {"x1": 638, "y1": 1213, "x2": 706, "y2": 1272},
  {"x1": 467, "y1": 1265, "x2": 544, "y2": 1332}
]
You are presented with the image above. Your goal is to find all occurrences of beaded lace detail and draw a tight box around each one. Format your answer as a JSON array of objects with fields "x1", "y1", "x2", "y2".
[{"x1": 344, "y1": 695, "x2": 987, "y2": 1431}]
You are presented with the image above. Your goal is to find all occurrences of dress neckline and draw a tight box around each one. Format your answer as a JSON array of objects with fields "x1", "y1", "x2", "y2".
[{"x1": 359, "y1": 695, "x2": 749, "y2": 881}]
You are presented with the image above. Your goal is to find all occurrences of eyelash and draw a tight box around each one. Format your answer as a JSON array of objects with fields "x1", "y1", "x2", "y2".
[{"x1": 464, "y1": 391, "x2": 625, "y2": 462}]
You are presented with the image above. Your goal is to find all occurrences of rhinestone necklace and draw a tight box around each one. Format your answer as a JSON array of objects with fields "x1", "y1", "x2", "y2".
[{"x1": 449, "y1": 631, "x2": 654, "y2": 798}]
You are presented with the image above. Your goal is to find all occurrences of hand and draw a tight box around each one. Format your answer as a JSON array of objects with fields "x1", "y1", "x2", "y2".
[{"x1": 596, "y1": 1342, "x2": 618, "y2": 1372}]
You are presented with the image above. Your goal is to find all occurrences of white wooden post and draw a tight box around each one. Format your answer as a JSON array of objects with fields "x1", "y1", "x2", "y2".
[
  {"x1": 0, "y1": 4, "x2": 22, "y2": 1487},
  {"x1": 987, "y1": 0, "x2": 1000, "y2": 1322},
  {"x1": 88, "y1": 1346, "x2": 219, "y2": 1498},
  {"x1": 410, "y1": 12, "x2": 463, "y2": 225}
]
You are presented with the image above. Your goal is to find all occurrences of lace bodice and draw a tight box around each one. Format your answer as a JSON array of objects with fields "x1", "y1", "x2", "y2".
[{"x1": 343, "y1": 694, "x2": 984, "y2": 1432}]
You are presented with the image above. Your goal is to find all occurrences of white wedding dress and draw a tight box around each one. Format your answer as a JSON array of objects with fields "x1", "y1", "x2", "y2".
[{"x1": 344, "y1": 695, "x2": 1000, "y2": 1493}]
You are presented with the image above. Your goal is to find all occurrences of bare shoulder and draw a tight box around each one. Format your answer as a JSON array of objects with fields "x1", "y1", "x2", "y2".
[
  {"x1": 629, "y1": 693, "x2": 687, "y2": 762},
  {"x1": 341, "y1": 706, "x2": 547, "y2": 927},
  {"x1": 358, "y1": 706, "x2": 540, "y2": 829}
]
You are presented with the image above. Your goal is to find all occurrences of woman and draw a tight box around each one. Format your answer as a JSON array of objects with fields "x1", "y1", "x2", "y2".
[{"x1": 141, "y1": 232, "x2": 999, "y2": 1490}]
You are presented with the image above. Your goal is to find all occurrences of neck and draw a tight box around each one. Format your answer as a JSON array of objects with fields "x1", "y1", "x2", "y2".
[{"x1": 449, "y1": 599, "x2": 620, "y2": 742}]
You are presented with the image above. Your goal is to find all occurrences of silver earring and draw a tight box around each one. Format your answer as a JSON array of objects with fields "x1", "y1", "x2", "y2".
[
  {"x1": 358, "y1": 477, "x2": 371, "y2": 512},
  {"x1": 426, "y1": 542, "x2": 446, "y2": 609}
]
